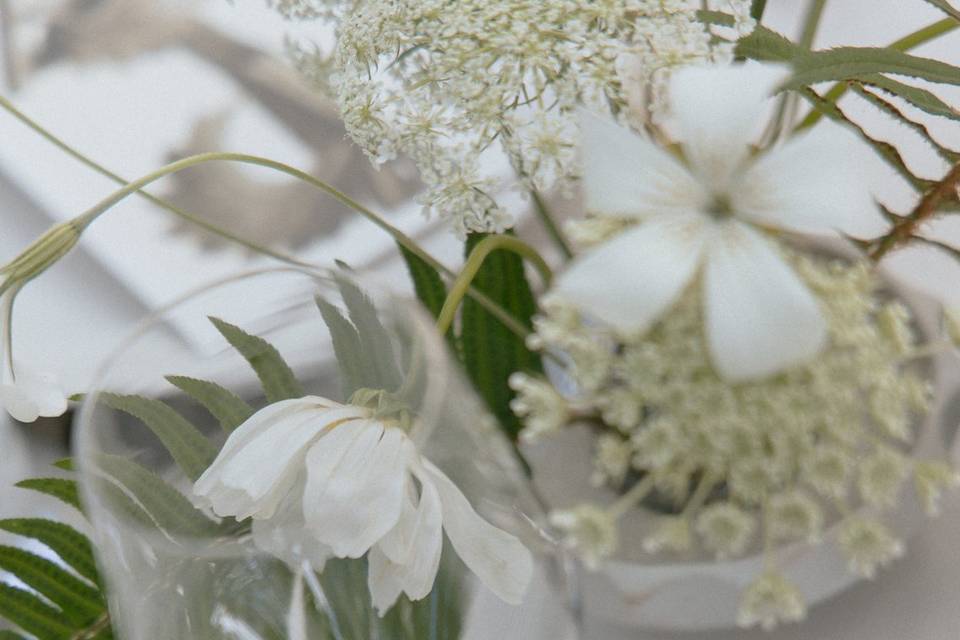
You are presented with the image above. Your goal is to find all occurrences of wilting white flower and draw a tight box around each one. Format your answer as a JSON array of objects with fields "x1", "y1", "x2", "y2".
[
  {"x1": 737, "y1": 571, "x2": 806, "y2": 631},
  {"x1": 552, "y1": 63, "x2": 879, "y2": 381},
  {"x1": 549, "y1": 503, "x2": 618, "y2": 570},
  {"x1": 194, "y1": 396, "x2": 533, "y2": 615},
  {"x1": 837, "y1": 517, "x2": 903, "y2": 579}
]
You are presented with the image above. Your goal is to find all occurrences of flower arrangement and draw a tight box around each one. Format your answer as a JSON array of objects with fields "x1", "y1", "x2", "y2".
[{"x1": 1, "y1": 1, "x2": 960, "y2": 638}]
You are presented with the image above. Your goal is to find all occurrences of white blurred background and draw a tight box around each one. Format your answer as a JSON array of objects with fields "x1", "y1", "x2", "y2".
[{"x1": 0, "y1": 1, "x2": 958, "y2": 638}]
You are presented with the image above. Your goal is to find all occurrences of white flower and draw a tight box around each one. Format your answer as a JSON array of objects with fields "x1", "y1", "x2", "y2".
[
  {"x1": 913, "y1": 461, "x2": 960, "y2": 517},
  {"x1": 837, "y1": 517, "x2": 903, "y2": 579},
  {"x1": 549, "y1": 504, "x2": 618, "y2": 570},
  {"x1": 552, "y1": 63, "x2": 879, "y2": 382},
  {"x1": 642, "y1": 517, "x2": 692, "y2": 554},
  {"x1": 508, "y1": 373, "x2": 569, "y2": 442},
  {"x1": 0, "y1": 365, "x2": 67, "y2": 423},
  {"x1": 767, "y1": 490, "x2": 823, "y2": 544},
  {"x1": 737, "y1": 571, "x2": 806, "y2": 631},
  {"x1": 695, "y1": 502, "x2": 756, "y2": 559},
  {"x1": 194, "y1": 396, "x2": 533, "y2": 615}
]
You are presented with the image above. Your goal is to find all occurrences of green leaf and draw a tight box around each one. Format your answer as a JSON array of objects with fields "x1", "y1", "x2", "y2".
[
  {"x1": 0, "y1": 546, "x2": 103, "y2": 626},
  {"x1": 923, "y1": 0, "x2": 960, "y2": 21},
  {"x1": 99, "y1": 393, "x2": 216, "y2": 482},
  {"x1": 95, "y1": 455, "x2": 225, "y2": 539},
  {"x1": 209, "y1": 317, "x2": 304, "y2": 403},
  {"x1": 0, "y1": 629, "x2": 29, "y2": 639},
  {"x1": 0, "y1": 583, "x2": 74, "y2": 640},
  {"x1": 398, "y1": 244, "x2": 448, "y2": 320},
  {"x1": 14, "y1": 478, "x2": 81, "y2": 512},
  {"x1": 52, "y1": 459, "x2": 73, "y2": 472},
  {"x1": 857, "y1": 73, "x2": 960, "y2": 123},
  {"x1": 459, "y1": 232, "x2": 543, "y2": 441},
  {"x1": 0, "y1": 519, "x2": 99, "y2": 585},
  {"x1": 334, "y1": 274, "x2": 403, "y2": 392},
  {"x1": 315, "y1": 297, "x2": 367, "y2": 398},
  {"x1": 165, "y1": 375, "x2": 254, "y2": 433}
]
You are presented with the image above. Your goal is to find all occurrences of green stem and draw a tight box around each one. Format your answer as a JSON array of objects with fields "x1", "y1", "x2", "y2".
[
  {"x1": 435, "y1": 235, "x2": 552, "y2": 336},
  {"x1": 796, "y1": 17, "x2": 959, "y2": 131},
  {"x1": 62, "y1": 151, "x2": 533, "y2": 340},
  {"x1": 0, "y1": 93, "x2": 313, "y2": 269},
  {"x1": 750, "y1": 0, "x2": 768, "y2": 22},
  {"x1": 608, "y1": 474, "x2": 657, "y2": 520},
  {"x1": 799, "y1": 0, "x2": 828, "y2": 50},
  {"x1": 682, "y1": 471, "x2": 718, "y2": 517},
  {"x1": 530, "y1": 189, "x2": 573, "y2": 259}
]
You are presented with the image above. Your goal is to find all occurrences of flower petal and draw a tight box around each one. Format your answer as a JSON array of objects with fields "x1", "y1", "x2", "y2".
[
  {"x1": 12, "y1": 369, "x2": 67, "y2": 419},
  {"x1": 552, "y1": 213, "x2": 710, "y2": 334},
  {"x1": 670, "y1": 63, "x2": 787, "y2": 190},
  {"x1": 421, "y1": 460, "x2": 532, "y2": 605},
  {"x1": 303, "y1": 422, "x2": 414, "y2": 558},
  {"x1": 195, "y1": 400, "x2": 364, "y2": 520},
  {"x1": 733, "y1": 125, "x2": 882, "y2": 236},
  {"x1": 703, "y1": 222, "x2": 827, "y2": 382},
  {"x1": 580, "y1": 111, "x2": 703, "y2": 219},
  {"x1": 252, "y1": 484, "x2": 332, "y2": 571},
  {"x1": 367, "y1": 546, "x2": 406, "y2": 616}
]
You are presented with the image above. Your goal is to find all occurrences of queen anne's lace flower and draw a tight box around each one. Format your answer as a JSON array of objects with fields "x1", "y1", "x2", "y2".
[
  {"x1": 285, "y1": 0, "x2": 753, "y2": 235},
  {"x1": 913, "y1": 461, "x2": 960, "y2": 517},
  {"x1": 508, "y1": 373, "x2": 569, "y2": 443},
  {"x1": 695, "y1": 502, "x2": 756, "y2": 559},
  {"x1": 552, "y1": 63, "x2": 880, "y2": 382},
  {"x1": 194, "y1": 396, "x2": 533, "y2": 614},
  {"x1": 737, "y1": 572, "x2": 806, "y2": 631},
  {"x1": 838, "y1": 517, "x2": 904, "y2": 579},
  {"x1": 642, "y1": 516, "x2": 692, "y2": 554},
  {"x1": 857, "y1": 446, "x2": 909, "y2": 509},
  {"x1": 767, "y1": 491, "x2": 823, "y2": 544},
  {"x1": 549, "y1": 504, "x2": 618, "y2": 570}
]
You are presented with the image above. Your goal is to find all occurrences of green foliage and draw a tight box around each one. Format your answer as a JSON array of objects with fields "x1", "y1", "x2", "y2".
[
  {"x1": 13, "y1": 478, "x2": 81, "y2": 513},
  {"x1": 98, "y1": 393, "x2": 217, "y2": 482},
  {"x1": 165, "y1": 375, "x2": 254, "y2": 432},
  {"x1": 398, "y1": 243, "x2": 448, "y2": 320},
  {"x1": 333, "y1": 273, "x2": 403, "y2": 392},
  {"x1": 459, "y1": 232, "x2": 543, "y2": 441},
  {"x1": 0, "y1": 468, "x2": 109, "y2": 640},
  {"x1": 209, "y1": 316, "x2": 304, "y2": 402},
  {"x1": 316, "y1": 295, "x2": 368, "y2": 398}
]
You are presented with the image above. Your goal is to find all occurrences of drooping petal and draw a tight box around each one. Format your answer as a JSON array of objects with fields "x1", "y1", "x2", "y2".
[
  {"x1": 670, "y1": 63, "x2": 787, "y2": 190},
  {"x1": 303, "y1": 422, "x2": 414, "y2": 558},
  {"x1": 552, "y1": 213, "x2": 711, "y2": 334},
  {"x1": 703, "y1": 222, "x2": 828, "y2": 382},
  {"x1": 196, "y1": 401, "x2": 365, "y2": 520},
  {"x1": 580, "y1": 111, "x2": 704, "y2": 219},
  {"x1": 368, "y1": 474, "x2": 444, "y2": 615},
  {"x1": 733, "y1": 124, "x2": 882, "y2": 236},
  {"x1": 0, "y1": 367, "x2": 67, "y2": 423},
  {"x1": 421, "y1": 460, "x2": 533, "y2": 606}
]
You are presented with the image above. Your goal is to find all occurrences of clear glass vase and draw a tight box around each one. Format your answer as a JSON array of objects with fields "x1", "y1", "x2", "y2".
[{"x1": 74, "y1": 267, "x2": 577, "y2": 640}]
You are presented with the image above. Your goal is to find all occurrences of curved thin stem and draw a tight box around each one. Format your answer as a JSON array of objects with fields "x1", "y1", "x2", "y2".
[
  {"x1": 435, "y1": 235, "x2": 552, "y2": 337},
  {"x1": 796, "y1": 18, "x2": 959, "y2": 131},
  {"x1": 0, "y1": 93, "x2": 314, "y2": 269}
]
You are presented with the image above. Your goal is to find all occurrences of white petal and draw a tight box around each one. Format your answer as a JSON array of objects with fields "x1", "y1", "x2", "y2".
[
  {"x1": 303, "y1": 422, "x2": 414, "y2": 558},
  {"x1": 580, "y1": 111, "x2": 704, "y2": 219},
  {"x1": 195, "y1": 400, "x2": 364, "y2": 520},
  {"x1": 12, "y1": 369, "x2": 67, "y2": 418},
  {"x1": 367, "y1": 545, "x2": 406, "y2": 616},
  {"x1": 734, "y1": 125, "x2": 882, "y2": 236},
  {"x1": 421, "y1": 461, "x2": 533, "y2": 605},
  {"x1": 552, "y1": 213, "x2": 710, "y2": 334},
  {"x1": 670, "y1": 63, "x2": 787, "y2": 190},
  {"x1": 0, "y1": 385, "x2": 41, "y2": 423},
  {"x1": 704, "y1": 222, "x2": 828, "y2": 382}
]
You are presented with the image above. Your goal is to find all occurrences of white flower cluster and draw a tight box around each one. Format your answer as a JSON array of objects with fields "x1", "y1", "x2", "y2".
[
  {"x1": 521, "y1": 253, "x2": 959, "y2": 629},
  {"x1": 274, "y1": 0, "x2": 753, "y2": 236}
]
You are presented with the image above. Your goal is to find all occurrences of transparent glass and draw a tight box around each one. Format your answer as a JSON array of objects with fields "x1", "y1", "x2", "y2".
[{"x1": 74, "y1": 267, "x2": 576, "y2": 640}]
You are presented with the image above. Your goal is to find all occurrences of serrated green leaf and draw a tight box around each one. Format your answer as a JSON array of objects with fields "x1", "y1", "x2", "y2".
[
  {"x1": 95, "y1": 455, "x2": 225, "y2": 539},
  {"x1": 99, "y1": 393, "x2": 216, "y2": 482},
  {"x1": 334, "y1": 274, "x2": 403, "y2": 392},
  {"x1": 14, "y1": 478, "x2": 81, "y2": 512},
  {"x1": 315, "y1": 297, "x2": 367, "y2": 398},
  {"x1": 0, "y1": 583, "x2": 74, "y2": 640},
  {"x1": 798, "y1": 87, "x2": 931, "y2": 190},
  {"x1": 165, "y1": 375, "x2": 254, "y2": 433},
  {"x1": 0, "y1": 546, "x2": 103, "y2": 626},
  {"x1": 857, "y1": 73, "x2": 960, "y2": 123},
  {"x1": 460, "y1": 232, "x2": 543, "y2": 441},
  {"x1": 398, "y1": 244, "x2": 448, "y2": 320},
  {"x1": 852, "y1": 84, "x2": 958, "y2": 163},
  {"x1": 209, "y1": 317, "x2": 304, "y2": 403},
  {"x1": 923, "y1": 0, "x2": 960, "y2": 21},
  {"x1": 0, "y1": 519, "x2": 99, "y2": 585}
]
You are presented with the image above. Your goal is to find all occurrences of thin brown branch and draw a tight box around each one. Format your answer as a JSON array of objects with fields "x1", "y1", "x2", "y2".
[{"x1": 869, "y1": 161, "x2": 960, "y2": 261}]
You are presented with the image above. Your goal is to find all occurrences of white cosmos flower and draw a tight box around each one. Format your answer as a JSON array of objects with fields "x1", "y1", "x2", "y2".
[
  {"x1": 194, "y1": 396, "x2": 533, "y2": 615},
  {"x1": 554, "y1": 63, "x2": 879, "y2": 382}
]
